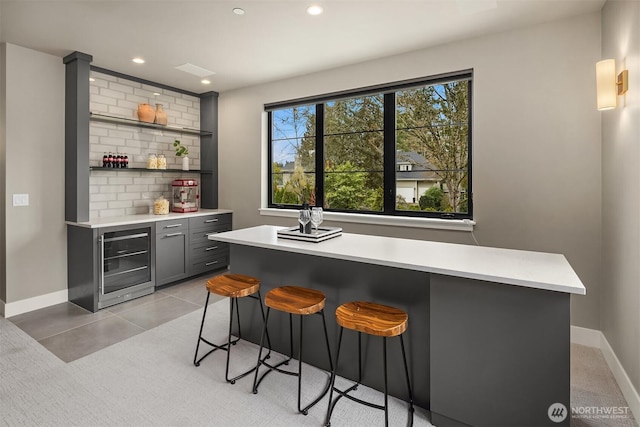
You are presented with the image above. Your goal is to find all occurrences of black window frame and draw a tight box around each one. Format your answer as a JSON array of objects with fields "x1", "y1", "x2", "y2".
[{"x1": 267, "y1": 69, "x2": 473, "y2": 220}]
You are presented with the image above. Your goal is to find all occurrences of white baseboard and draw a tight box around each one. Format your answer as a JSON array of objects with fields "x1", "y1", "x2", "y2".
[
  {"x1": 1, "y1": 289, "x2": 68, "y2": 318},
  {"x1": 571, "y1": 325, "x2": 640, "y2": 423}
]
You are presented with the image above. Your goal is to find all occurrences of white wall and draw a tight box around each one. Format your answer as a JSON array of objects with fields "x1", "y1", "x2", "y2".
[
  {"x1": 219, "y1": 13, "x2": 603, "y2": 329},
  {"x1": 601, "y1": 0, "x2": 640, "y2": 394},
  {"x1": 2, "y1": 43, "x2": 67, "y2": 307}
]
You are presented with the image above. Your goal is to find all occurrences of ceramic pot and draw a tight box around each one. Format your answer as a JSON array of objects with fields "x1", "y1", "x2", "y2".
[
  {"x1": 137, "y1": 103, "x2": 155, "y2": 123},
  {"x1": 154, "y1": 104, "x2": 167, "y2": 125},
  {"x1": 182, "y1": 156, "x2": 189, "y2": 171}
]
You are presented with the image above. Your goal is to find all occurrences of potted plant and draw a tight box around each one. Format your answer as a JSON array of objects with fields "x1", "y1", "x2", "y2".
[{"x1": 173, "y1": 140, "x2": 189, "y2": 170}]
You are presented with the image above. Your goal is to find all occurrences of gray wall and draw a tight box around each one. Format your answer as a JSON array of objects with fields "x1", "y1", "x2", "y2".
[
  {"x1": 0, "y1": 43, "x2": 6, "y2": 303},
  {"x1": 601, "y1": 0, "x2": 640, "y2": 394},
  {"x1": 2, "y1": 43, "x2": 67, "y2": 305},
  {"x1": 218, "y1": 13, "x2": 602, "y2": 329}
]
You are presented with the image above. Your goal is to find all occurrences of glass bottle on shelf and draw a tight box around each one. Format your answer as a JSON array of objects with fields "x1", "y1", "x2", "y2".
[
  {"x1": 146, "y1": 153, "x2": 157, "y2": 169},
  {"x1": 157, "y1": 154, "x2": 167, "y2": 170},
  {"x1": 103, "y1": 152, "x2": 108, "y2": 168}
]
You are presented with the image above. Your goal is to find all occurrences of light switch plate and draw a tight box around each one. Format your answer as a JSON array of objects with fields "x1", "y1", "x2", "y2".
[{"x1": 13, "y1": 194, "x2": 29, "y2": 207}]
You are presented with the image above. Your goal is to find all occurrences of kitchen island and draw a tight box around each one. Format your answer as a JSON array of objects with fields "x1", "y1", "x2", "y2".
[{"x1": 210, "y1": 225, "x2": 585, "y2": 426}]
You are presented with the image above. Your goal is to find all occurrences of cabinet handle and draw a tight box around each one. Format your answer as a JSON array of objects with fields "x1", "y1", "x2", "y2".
[
  {"x1": 205, "y1": 246, "x2": 218, "y2": 251},
  {"x1": 165, "y1": 232, "x2": 183, "y2": 237},
  {"x1": 165, "y1": 224, "x2": 182, "y2": 228},
  {"x1": 205, "y1": 260, "x2": 219, "y2": 266},
  {"x1": 204, "y1": 219, "x2": 218, "y2": 223}
]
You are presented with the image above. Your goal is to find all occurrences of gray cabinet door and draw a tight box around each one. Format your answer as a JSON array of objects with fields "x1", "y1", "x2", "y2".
[{"x1": 156, "y1": 229, "x2": 188, "y2": 286}]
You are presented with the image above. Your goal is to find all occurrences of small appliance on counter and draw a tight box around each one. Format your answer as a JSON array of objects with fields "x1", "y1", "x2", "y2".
[{"x1": 172, "y1": 179, "x2": 199, "y2": 213}]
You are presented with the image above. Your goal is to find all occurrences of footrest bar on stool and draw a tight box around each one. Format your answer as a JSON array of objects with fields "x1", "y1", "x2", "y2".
[
  {"x1": 226, "y1": 349, "x2": 272, "y2": 384},
  {"x1": 299, "y1": 370, "x2": 333, "y2": 415},
  {"x1": 194, "y1": 335, "x2": 240, "y2": 366},
  {"x1": 252, "y1": 356, "x2": 292, "y2": 392}
]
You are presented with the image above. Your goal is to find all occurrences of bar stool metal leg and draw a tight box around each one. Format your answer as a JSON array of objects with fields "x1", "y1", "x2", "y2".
[
  {"x1": 325, "y1": 301, "x2": 414, "y2": 426},
  {"x1": 252, "y1": 308, "x2": 333, "y2": 415},
  {"x1": 194, "y1": 289, "x2": 271, "y2": 384}
]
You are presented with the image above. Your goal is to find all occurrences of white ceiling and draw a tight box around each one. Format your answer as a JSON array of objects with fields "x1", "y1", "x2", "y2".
[{"x1": 0, "y1": 0, "x2": 605, "y2": 94}]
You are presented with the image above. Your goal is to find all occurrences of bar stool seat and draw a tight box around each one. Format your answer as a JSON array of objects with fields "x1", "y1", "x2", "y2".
[
  {"x1": 252, "y1": 285, "x2": 333, "y2": 415},
  {"x1": 194, "y1": 274, "x2": 271, "y2": 384},
  {"x1": 325, "y1": 301, "x2": 414, "y2": 427}
]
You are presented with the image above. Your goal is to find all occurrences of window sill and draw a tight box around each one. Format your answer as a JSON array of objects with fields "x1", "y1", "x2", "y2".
[{"x1": 259, "y1": 208, "x2": 475, "y2": 232}]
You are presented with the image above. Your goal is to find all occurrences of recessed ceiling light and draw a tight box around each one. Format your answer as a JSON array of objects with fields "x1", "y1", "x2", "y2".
[
  {"x1": 153, "y1": 92, "x2": 161, "y2": 96},
  {"x1": 307, "y1": 4, "x2": 323, "y2": 15},
  {"x1": 132, "y1": 57, "x2": 145, "y2": 64},
  {"x1": 233, "y1": 8, "x2": 245, "y2": 15},
  {"x1": 89, "y1": 77, "x2": 95, "y2": 82},
  {"x1": 201, "y1": 79, "x2": 211, "y2": 85}
]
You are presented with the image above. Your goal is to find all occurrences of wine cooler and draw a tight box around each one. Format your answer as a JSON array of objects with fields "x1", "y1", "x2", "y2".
[{"x1": 98, "y1": 225, "x2": 155, "y2": 309}]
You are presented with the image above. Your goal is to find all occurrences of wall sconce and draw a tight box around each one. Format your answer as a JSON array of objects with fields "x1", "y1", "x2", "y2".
[{"x1": 596, "y1": 59, "x2": 629, "y2": 110}]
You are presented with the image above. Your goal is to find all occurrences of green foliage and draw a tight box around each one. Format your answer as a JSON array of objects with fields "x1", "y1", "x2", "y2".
[
  {"x1": 173, "y1": 140, "x2": 189, "y2": 157},
  {"x1": 272, "y1": 163, "x2": 283, "y2": 186},
  {"x1": 419, "y1": 186, "x2": 445, "y2": 210},
  {"x1": 325, "y1": 162, "x2": 382, "y2": 211}
]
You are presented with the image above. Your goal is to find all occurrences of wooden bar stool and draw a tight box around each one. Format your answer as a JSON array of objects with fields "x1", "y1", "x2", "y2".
[
  {"x1": 252, "y1": 285, "x2": 333, "y2": 415},
  {"x1": 194, "y1": 274, "x2": 271, "y2": 384},
  {"x1": 324, "y1": 301, "x2": 414, "y2": 427}
]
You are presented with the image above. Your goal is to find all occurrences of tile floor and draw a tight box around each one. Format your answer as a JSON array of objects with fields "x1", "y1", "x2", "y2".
[{"x1": 8, "y1": 271, "x2": 227, "y2": 363}]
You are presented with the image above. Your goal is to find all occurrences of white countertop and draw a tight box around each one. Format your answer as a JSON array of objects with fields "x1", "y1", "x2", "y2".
[
  {"x1": 210, "y1": 225, "x2": 586, "y2": 295},
  {"x1": 66, "y1": 209, "x2": 233, "y2": 229}
]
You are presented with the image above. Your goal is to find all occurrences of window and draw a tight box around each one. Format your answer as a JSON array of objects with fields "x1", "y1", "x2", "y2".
[{"x1": 267, "y1": 70, "x2": 472, "y2": 219}]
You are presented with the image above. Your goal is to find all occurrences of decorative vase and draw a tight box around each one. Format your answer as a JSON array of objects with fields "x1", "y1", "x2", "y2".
[
  {"x1": 182, "y1": 156, "x2": 189, "y2": 171},
  {"x1": 137, "y1": 103, "x2": 155, "y2": 123},
  {"x1": 154, "y1": 103, "x2": 167, "y2": 125}
]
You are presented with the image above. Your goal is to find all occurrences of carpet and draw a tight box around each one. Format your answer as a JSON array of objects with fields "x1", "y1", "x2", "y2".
[{"x1": 1, "y1": 300, "x2": 424, "y2": 426}]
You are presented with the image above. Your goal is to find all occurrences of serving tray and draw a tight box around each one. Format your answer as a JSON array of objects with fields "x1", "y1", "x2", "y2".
[{"x1": 276, "y1": 226, "x2": 342, "y2": 243}]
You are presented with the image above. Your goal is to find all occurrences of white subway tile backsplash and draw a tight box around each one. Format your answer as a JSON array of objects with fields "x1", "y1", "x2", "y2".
[
  {"x1": 90, "y1": 193, "x2": 117, "y2": 202},
  {"x1": 96, "y1": 73, "x2": 117, "y2": 82},
  {"x1": 90, "y1": 202, "x2": 109, "y2": 211},
  {"x1": 99, "y1": 137, "x2": 126, "y2": 146},
  {"x1": 99, "y1": 88, "x2": 126, "y2": 100},
  {"x1": 108, "y1": 131, "x2": 135, "y2": 141},
  {"x1": 108, "y1": 106, "x2": 135, "y2": 118},
  {"x1": 133, "y1": 177, "x2": 157, "y2": 185},
  {"x1": 109, "y1": 82, "x2": 135, "y2": 94},
  {"x1": 90, "y1": 71, "x2": 202, "y2": 218},
  {"x1": 92, "y1": 94, "x2": 118, "y2": 106},
  {"x1": 108, "y1": 177, "x2": 134, "y2": 185},
  {"x1": 148, "y1": 184, "x2": 170, "y2": 192},
  {"x1": 170, "y1": 103, "x2": 189, "y2": 114},
  {"x1": 125, "y1": 184, "x2": 151, "y2": 193},
  {"x1": 175, "y1": 98, "x2": 193, "y2": 108},
  {"x1": 99, "y1": 185, "x2": 126, "y2": 194},
  {"x1": 91, "y1": 177, "x2": 109, "y2": 185},
  {"x1": 108, "y1": 200, "x2": 134, "y2": 209},
  {"x1": 90, "y1": 102, "x2": 110, "y2": 114},
  {"x1": 118, "y1": 192, "x2": 144, "y2": 201},
  {"x1": 116, "y1": 99, "x2": 139, "y2": 111},
  {"x1": 99, "y1": 209, "x2": 126, "y2": 218}
]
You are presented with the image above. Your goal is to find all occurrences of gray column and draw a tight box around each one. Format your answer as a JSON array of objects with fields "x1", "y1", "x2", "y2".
[
  {"x1": 199, "y1": 91, "x2": 219, "y2": 209},
  {"x1": 63, "y1": 51, "x2": 92, "y2": 222}
]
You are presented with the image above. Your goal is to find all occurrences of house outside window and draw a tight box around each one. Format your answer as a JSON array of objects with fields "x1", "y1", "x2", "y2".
[{"x1": 267, "y1": 70, "x2": 472, "y2": 220}]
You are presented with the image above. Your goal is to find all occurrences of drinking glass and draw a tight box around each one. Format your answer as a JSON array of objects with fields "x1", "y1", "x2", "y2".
[
  {"x1": 298, "y1": 209, "x2": 311, "y2": 233},
  {"x1": 310, "y1": 207, "x2": 323, "y2": 234}
]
